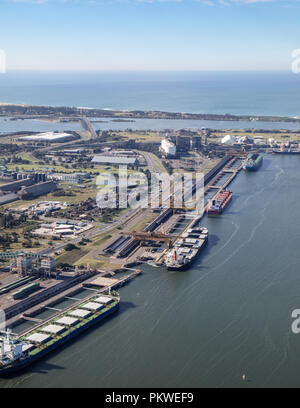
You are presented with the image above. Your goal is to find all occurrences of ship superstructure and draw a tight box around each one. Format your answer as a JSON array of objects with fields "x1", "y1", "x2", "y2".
[
  {"x1": 164, "y1": 226, "x2": 208, "y2": 270},
  {"x1": 206, "y1": 190, "x2": 232, "y2": 215}
]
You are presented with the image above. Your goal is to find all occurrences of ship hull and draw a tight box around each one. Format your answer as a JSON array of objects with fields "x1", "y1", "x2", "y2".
[
  {"x1": 272, "y1": 150, "x2": 300, "y2": 155},
  {"x1": 166, "y1": 239, "x2": 208, "y2": 271},
  {"x1": 243, "y1": 153, "x2": 263, "y2": 171},
  {"x1": 206, "y1": 192, "x2": 232, "y2": 216},
  {"x1": 0, "y1": 302, "x2": 119, "y2": 376}
]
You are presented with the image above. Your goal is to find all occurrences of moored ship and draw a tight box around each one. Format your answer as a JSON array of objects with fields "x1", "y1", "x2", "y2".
[
  {"x1": 243, "y1": 153, "x2": 263, "y2": 171},
  {"x1": 0, "y1": 294, "x2": 120, "y2": 376},
  {"x1": 164, "y1": 226, "x2": 208, "y2": 271},
  {"x1": 272, "y1": 149, "x2": 300, "y2": 155},
  {"x1": 206, "y1": 190, "x2": 232, "y2": 216}
]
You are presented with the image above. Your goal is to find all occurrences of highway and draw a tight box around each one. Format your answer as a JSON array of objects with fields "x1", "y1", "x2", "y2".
[{"x1": 80, "y1": 116, "x2": 98, "y2": 139}]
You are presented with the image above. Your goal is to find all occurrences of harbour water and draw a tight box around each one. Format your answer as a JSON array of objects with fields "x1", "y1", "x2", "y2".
[
  {"x1": 1, "y1": 116, "x2": 300, "y2": 135},
  {"x1": 2, "y1": 154, "x2": 300, "y2": 387}
]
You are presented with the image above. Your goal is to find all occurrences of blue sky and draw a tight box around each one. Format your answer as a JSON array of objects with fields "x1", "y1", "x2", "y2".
[{"x1": 1, "y1": 0, "x2": 300, "y2": 71}]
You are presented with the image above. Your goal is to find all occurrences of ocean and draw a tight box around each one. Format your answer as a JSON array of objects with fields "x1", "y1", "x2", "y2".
[{"x1": 1, "y1": 70, "x2": 300, "y2": 117}]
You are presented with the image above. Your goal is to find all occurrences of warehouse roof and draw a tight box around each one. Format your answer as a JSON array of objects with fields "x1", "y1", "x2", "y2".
[
  {"x1": 19, "y1": 132, "x2": 73, "y2": 142},
  {"x1": 91, "y1": 155, "x2": 139, "y2": 165},
  {"x1": 0, "y1": 193, "x2": 19, "y2": 205}
]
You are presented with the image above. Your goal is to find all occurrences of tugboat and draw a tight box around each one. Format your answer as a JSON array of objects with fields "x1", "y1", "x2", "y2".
[{"x1": 206, "y1": 190, "x2": 233, "y2": 216}]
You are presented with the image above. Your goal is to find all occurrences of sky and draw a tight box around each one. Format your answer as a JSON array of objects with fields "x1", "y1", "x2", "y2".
[{"x1": 0, "y1": 0, "x2": 300, "y2": 71}]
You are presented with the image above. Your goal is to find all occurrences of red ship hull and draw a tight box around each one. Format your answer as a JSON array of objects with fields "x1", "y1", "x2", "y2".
[{"x1": 206, "y1": 190, "x2": 233, "y2": 215}]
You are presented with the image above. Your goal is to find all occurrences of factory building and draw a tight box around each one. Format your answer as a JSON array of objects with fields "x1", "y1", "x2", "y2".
[
  {"x1": 16, "y1": 256, "x2": 32, "y2": 276},
  {"x1": 221, "y1": 135, "x2": 237, "y2": 145},
  {"x1": 41, "y1": 257, "x2": 56, "y2": 273},
  {"x1": 176, "y1": 135, "x2": 190, "y2": 151},
  {"x1": 190, "y1": 136, "x2": 202, "y2": 150},
  {"x1": 18, "y1": 181, "x2": 58, "y2": 199},
  {"x1": 91, "y1": 156, "x2": 139, "y2": 166},
  {"x1": 160, "y1": 138, "x2": 177, "y2": 156},
  {"x1": 48, "y1": 172, "x2": 90, "y2": 184},
  {"x1": 19, "y1": 132, "x2": 74, "y2": 143},
  {"x1": 0, "y1": 178, "x2": 35, "y2": 193}
]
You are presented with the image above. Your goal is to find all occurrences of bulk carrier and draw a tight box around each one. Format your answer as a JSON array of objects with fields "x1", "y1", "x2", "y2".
[
  {"x1": 243, "y1": 153, "x2": 263, "y2": 171},
  {"x1": 164, "y1": 226, "x2": 208, "y2": 271},
  {"x1": 272, "y1": 149, "x2": 300, "y2": 155},
  {"x1": 0, "y1": 294, "x2": 120, "y2": 376},
  {"x1": 206, "y1": 190, "x2": 232, "y2": 216}
]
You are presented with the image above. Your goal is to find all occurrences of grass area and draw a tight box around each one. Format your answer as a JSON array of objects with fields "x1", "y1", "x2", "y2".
[
  {"x1": 56, "y1": 247, "x2": 89, "y2": 265},
  {"x1": 2, "y1": 187, "x2": 98, "y2": 210},
  {"x1": 128, "y1": 213, "x2": 156, "y2": 232},
  {"x1": 201, "y1": 159, "x2": 220, "y2": 174},
  {"x1": 91, "y1": 234, "x2": 112, "y2": 247},
  {"x1": 119, "y1": 131, "x2": 161, "y2": 142}
]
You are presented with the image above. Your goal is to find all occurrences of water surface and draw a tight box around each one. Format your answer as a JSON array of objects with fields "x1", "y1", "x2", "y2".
[{"x1": 1, "y1": 155, "x2": 300, "y2": 387}]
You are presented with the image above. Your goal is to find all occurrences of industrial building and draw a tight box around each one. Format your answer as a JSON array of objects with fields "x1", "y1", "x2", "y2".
[
  {"x1": 221, "y1": 135, "x2": 237, "y2": 145},
  {"x1": 160, "y1": 138, "x2": 177, "y2": 156},
  {"x1": 19, "y1": 132, "x2": 75, "y2": 143},
  {"x1": 33, "y1": 220, "x2": 92, "y2": 237},
  {"x1": 47, "y1": 172, "x2": 90, "y2": 184},
  {"x1": 9, "y1": 254, "x2": 57, "y2": 276},
  {"x1": 0, "y1": 178, "x2": 35, "y2": 193},
  {"x1": 190, "y1": 136, "x2": 202, "y2": 150},
  {"x1": 0, "y1": 192, "x2": 19, "y2": 206},
  {"x1": 18, "y1": 181, "x2": 58, "y2": 199},
  {"x1": 91, "y1": 155, "x2": 139, "y2": 166}
]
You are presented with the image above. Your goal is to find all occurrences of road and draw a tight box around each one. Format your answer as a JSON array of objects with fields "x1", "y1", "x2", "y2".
[
  {"x1": 40, "y1": 151, "x2": 170, "y2": 256},
  {"x1": 81, "y1": 116, "x2": 98, "y2": 139}
]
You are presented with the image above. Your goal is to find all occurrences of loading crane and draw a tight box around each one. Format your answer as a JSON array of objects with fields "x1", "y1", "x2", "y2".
[{"x1": 121, "y1": 231, "x2": 185, "y2": 248}]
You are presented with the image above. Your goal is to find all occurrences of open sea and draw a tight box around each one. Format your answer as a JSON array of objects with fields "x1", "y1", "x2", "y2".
[{"x1": 1, "y1": 70, "x2": 300, "y2": 117}]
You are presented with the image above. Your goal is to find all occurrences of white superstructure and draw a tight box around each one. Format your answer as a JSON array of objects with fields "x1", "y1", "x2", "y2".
[{"x1": 160, "y1": 138, "x2": 176, "y2": 156}]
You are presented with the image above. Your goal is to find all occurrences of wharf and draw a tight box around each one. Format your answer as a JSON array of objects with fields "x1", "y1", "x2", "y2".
[{"x1": 7, "y1": 269, "x2": 141, "y2": 334}]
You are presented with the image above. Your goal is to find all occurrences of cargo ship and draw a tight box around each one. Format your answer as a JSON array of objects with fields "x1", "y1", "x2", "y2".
[
  {"x1": 0, "y1": 294, "x2": 120, "y2": 376},
  {"x1": 164, "y1": 226, "x2": 208, "y2": 271},
  {"x1": 243, "y1": 153, "x2": 263, "y2": 171},
  {"x1": 272, "y1": 149, "x2": 300, "y2": 155},
  {"x1": 206, "y1": 190, "x2": 232, "y2": 216}
]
